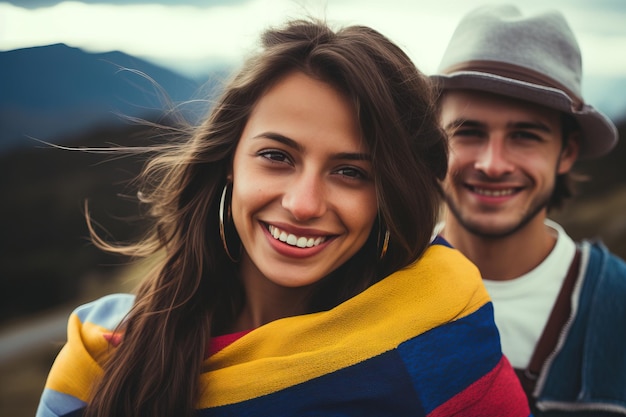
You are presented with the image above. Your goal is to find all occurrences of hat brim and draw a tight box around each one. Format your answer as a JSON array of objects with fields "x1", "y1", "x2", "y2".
[{"x1": 431, "y1": 71, "x2": 618, "y2": 159}]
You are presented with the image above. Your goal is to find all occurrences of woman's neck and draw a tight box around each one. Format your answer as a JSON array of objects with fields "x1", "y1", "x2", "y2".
[{"x1": 232, "y1": 256, "x2": 312, "y2": 332}]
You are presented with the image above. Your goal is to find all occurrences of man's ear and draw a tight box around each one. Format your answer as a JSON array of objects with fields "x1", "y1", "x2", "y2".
[{"x1": 557, "y1": 131, "x2": 580, "y2": 174}]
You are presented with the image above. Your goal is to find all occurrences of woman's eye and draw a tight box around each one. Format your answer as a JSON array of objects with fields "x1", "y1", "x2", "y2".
[
  {"x1": 258, "y1": 150, "x2": 291, "y2": 163},
  {"x1": 335, "y1": 167, "x2": 368, "y2": 180}
]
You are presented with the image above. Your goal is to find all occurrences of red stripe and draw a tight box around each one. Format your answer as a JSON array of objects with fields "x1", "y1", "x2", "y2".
[
  {"x1": 428, "y1": 356, "x2": 530, "y2": 417},
  {"x1": 207, "y1": 329, "x2": 252, "y2": 357},
  {"x1": 103, "y1": 332, "x2": 122, "y2": 347}
]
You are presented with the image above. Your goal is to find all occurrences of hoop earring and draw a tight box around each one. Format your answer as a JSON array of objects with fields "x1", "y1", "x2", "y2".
[
  {"x1": 219, "y1": 183, "x2": 240, "y2": 262},
  {"x1": 377, "y1": 219, "x2": 390, "y2": 260}
]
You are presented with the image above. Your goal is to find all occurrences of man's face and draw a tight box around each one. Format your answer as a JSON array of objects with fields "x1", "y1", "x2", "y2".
[{"x1": 440, "y1": 90, "x2": 578, "y2": 238}]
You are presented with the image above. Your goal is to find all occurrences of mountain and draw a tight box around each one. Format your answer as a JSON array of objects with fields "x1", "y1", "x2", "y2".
[
  {"x1": 0, "y1": 44, "x2": 218, "y2": 322},
  {"x1": 0, "y1": 43, "x2": 209, "y2": 152},
  {"x1": 2, "y1": 44, "x2": 625, "y2": 154}
]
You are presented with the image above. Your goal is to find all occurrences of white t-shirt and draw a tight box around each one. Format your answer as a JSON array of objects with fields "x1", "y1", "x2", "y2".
[{"x1": 482, "y1": 219, "x2": 576, "y2": 368}]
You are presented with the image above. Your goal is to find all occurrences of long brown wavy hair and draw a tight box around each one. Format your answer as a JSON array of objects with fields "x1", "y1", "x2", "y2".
[{"x1": 84, "y1": 18, "x2": 448, "y2": 417}]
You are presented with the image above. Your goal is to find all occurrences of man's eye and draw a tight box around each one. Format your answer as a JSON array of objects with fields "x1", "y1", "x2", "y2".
[
  {"x1": 454, "y1": 129, "x2": 483, "y2": 137},
  {"x1": 512, "y1": 131, "x2": 541, "y2": 141}
]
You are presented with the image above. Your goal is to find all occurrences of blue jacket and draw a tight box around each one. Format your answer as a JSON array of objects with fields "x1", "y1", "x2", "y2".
[{"x1": 535, "y1": 241, "x2": 626, "y2": 416}]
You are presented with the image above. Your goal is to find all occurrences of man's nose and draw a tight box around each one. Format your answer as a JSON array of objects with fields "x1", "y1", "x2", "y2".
[{"x1": 475, "y1": 139, "x2": 514, "y2": 178}]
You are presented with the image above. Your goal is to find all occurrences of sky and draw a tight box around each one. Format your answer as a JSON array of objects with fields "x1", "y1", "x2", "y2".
[{"x1": 1, "y1": 0, "x2": 626, "y2": 81}]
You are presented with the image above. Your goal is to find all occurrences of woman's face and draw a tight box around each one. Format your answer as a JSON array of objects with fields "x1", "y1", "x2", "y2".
[{"x1": 231, "y1": 71, "x2": 377, "y2": 291}]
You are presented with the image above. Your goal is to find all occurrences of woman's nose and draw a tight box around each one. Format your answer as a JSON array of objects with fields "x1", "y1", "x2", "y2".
[{"x1": 281, "y1": 173, "x2": 327, "y2": 221}]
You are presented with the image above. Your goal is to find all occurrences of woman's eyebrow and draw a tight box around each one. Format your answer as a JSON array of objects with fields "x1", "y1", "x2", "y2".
[
  {"x1": 253, "y1": 132, "x2": 371, "y2": 161},
  {"x1": 253, "y1": 132, "x2": 302, "y2": 151},
  {"x1": 331, "y1": 152, "x2": 371, "y2": 161}
]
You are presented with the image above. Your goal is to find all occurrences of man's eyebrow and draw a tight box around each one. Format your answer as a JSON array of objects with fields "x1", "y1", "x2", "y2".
[
  {"x1": 252, "y1": 132, "x2": 371, "y2": 161},
  {"x1": 443, "y1": 119, "x2": 553, "y2": 133},
  {"x1": 444, "y1": 119, "x2": 484, "y2": 131},
  {"x1": 508, "y1": 121, "x2": 552, "y2": 133}
]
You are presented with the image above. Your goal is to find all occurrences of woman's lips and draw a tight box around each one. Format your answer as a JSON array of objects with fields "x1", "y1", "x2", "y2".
[{"x1": 267, "y1": 224, "x2": 327, "y2": 248}]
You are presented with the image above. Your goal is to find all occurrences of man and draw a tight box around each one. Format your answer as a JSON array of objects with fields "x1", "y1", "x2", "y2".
[{"x1": 432, "y1": 5, "x2": 626, "y2": 416}]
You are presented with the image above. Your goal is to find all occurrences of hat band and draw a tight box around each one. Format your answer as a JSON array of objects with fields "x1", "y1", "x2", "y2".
[{"x1": 442, "y1": 60, "x2": 584, "y2": 111}]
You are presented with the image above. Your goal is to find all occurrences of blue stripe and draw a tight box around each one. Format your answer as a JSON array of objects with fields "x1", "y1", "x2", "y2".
[
  {"x1": 197, "y1": 304, "x2": 502, "y2": 416},
  {"x1": 198, "y1": 349, "x2": 426, "y2": 416},
  {"x1": 397, "y1": 302, "x2": 502, "y2": 413},
  {"x1": 36, "y1": 388, "x2": 85, "y2": 417},
  {"x1": 431, "y1": 235, "x2": 452, "y2": 247},
  {"x1": 74, "y1": 293, "x2": 134, "y2": 330}
]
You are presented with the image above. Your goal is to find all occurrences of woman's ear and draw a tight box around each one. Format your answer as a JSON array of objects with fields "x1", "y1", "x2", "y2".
[
  {"x1": 557, "y1": 131, "x2": 580, "y2": 175},
  {"x1": 227, "y1": 165, "x2": 234, "y2": 182}
]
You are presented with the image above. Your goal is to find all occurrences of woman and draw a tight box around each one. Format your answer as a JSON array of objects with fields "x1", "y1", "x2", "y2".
[{"x1": 37, "y1": 19, "x2": 530, "y2": 417}]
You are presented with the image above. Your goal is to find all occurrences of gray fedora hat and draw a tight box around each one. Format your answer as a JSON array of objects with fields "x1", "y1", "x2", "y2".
[{"x1": 431, "y1": 4, "x2": 618, "y2": 159}]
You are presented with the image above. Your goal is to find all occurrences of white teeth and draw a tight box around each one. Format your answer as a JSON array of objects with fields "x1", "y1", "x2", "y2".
[
  {"x1": 474, "y1": 187, "x2": 514, "y2": 197},
  {"x1": 268, "y1": 225, "x2": 327, "y2": 248}
]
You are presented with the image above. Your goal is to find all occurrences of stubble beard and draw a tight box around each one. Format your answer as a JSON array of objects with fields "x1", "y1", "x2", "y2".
[{"x1": 444, "y1": 184, "x2": 552, "y2": 240}]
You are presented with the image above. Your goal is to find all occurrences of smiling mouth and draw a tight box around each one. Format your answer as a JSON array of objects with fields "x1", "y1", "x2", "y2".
[
  {"x1": 470, "y1": 186, "x2": 517, "y2": 197},
  {"x1": 267, "y1": 224, "x2": 327, "y2": 248}
]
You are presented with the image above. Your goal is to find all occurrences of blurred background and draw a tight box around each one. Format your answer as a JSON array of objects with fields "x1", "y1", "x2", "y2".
[{"x1": 1, "y1": 0, "x2": 625, "y2": 416}]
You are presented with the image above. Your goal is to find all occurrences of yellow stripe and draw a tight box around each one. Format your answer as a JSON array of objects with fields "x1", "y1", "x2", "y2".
[
  {"x1": 44, "y1": 317, "x2": 108, "y2": 401},
  {"x1": 198, "y1": 245, "x2": 490, "y2": 407}
]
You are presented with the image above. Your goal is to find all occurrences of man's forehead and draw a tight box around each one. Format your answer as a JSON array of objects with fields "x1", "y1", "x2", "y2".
[{"x1": 440, "y1": 89, "x2": 562, "y2": 124}]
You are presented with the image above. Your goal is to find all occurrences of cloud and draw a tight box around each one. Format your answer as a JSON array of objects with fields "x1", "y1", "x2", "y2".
[
  {"x1": 0, "y1": 1, "x2": 285, "y2": 68},
  {"x1": 2, "y1": 0, "x2": 249, "y2": 8},
  {"x1": 1, "y1": 0, "x2": 626, "y2": 79}
]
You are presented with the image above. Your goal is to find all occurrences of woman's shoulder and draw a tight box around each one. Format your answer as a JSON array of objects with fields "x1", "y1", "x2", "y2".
[
  {"x1": 64, "y1": 293, "x2": 136, "y2": 360},
  {"x1": 406, "y1": 237, "x2": 483, "y2": 287},
  {"x1": 71, "y1": 293, "x2": 136, "y2": 331},
  {"x1": 60, "y1": 293, "x2": 136, "y2": 365},
  {"x1": 36, "y1": 294, "x2": 136, "y2": 415},
  {"x1": 391, "y1": 237, "x2": 490, "y2": 315}
]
